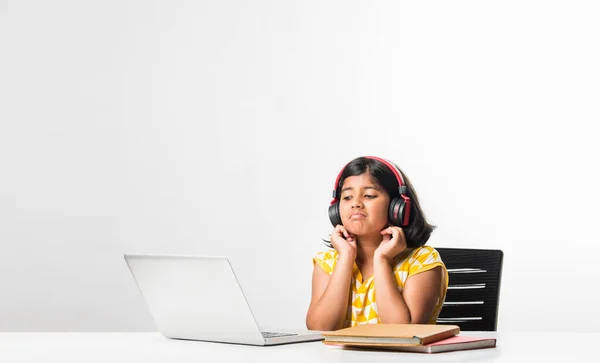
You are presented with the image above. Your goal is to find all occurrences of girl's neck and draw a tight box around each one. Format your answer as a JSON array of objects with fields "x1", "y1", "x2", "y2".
[{"x1": 355, "y1": 234, "x2": 382, "y2": 262}]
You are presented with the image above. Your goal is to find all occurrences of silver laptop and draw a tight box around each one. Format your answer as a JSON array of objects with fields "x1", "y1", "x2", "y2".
[{"x1": 124, "y1": 254, "x2": 323, "y2": 346}]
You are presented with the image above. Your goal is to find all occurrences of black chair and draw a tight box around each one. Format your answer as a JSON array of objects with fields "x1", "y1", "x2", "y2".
[{"x1": 434, "y1": 247, "x2": 504, "y2": 331}]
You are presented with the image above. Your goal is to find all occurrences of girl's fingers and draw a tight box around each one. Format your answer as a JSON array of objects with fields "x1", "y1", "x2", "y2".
[
  {"x1": 335, "y1": 225, "x2": 348, "y2": 238},
  {"x1": 381, "y1": 226, "x2": 403, "y2": 234},
  {"x1": 334, "y1": 225, "x2": 355, "y2": 241},
  {"x1": 380, "y1": 227, "x2": 392, "y2": 235}
]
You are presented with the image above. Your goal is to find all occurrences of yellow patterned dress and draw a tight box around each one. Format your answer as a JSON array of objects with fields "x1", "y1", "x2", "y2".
[{"x1": 313, "y1": 246, "x2": 448, "y2": 327}]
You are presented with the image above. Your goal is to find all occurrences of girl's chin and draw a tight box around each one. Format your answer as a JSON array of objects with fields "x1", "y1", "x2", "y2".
[
  {"x1": 346, "y1": 228, "x2": 382, "y2": 238},
  {"x1": 344, "y1": 220, "x2": 387, "y2": 234}
]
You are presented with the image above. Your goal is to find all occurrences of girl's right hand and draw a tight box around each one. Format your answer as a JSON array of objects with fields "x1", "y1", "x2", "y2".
[{"x1": 330, "y1": 225, "x2": 357, "y2": 260}]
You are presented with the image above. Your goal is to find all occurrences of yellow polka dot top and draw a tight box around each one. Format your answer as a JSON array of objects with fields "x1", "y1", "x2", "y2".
[{"x1": 313, "y1": 246, "x2": 448, "y2": 327}]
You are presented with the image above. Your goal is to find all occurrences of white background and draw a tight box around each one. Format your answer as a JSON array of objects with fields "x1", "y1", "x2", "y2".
[{"x1": 1, "y1": 0, "x2": 598, "y2": 332}]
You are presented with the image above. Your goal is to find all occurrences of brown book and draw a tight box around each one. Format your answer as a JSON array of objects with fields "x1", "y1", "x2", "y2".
[{"x1": 322, "y1": 324, "x2": 460, "y2": 346}]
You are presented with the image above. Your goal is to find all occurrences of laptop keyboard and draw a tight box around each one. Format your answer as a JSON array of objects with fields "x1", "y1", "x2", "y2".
[{"x1": 262, "y1": 332, "x2": 298, "y2": 338}]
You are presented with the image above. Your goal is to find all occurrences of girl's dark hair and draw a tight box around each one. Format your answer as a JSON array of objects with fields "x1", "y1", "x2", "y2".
[{"x1": 336, "y1": 157, "x2": 435, "y2": 247}]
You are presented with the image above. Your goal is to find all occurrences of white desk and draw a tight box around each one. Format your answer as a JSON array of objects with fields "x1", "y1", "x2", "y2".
[{"x1": 0, "y1": 332, "x2": 595, "y2": 362}]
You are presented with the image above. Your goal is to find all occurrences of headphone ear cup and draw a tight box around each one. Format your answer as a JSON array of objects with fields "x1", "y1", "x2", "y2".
[
  {"x1": 388, "y1": 197, "x2": 406, "y2": 227},
  {"x1": 328, "y1": 203, "x2": 342, "y2": 227}
]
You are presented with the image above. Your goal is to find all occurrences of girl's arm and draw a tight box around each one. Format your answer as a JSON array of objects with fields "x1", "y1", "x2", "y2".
[
  {"x1": 373, "y1": 258, "x2": 444, "y2": 324},
  {"x1": 305, "y1": 255, "x2": 354, "y2": 331}
]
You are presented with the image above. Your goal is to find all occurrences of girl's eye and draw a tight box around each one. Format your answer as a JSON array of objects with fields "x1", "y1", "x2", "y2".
[
  {"x1": 365, "y1": 194, "x2": 376, "y2": 199},
  {"x1": 342, "y1": 195, "x2": 352, "y2": 201}
]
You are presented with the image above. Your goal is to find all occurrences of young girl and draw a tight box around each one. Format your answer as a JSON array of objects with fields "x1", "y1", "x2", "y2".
[{"x1": 306, "y1": 156, "x2": 448, "y2": 331}]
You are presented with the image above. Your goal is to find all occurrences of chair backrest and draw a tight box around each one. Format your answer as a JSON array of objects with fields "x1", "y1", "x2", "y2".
[{"x1": 434, "y1": 247, "x2": 504, "y2": 331}]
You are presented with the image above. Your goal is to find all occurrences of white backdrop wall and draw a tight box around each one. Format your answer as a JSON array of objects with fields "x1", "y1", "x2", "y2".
[{"x1": 1, "y1": 0, "x2": 598, "y2": 332}]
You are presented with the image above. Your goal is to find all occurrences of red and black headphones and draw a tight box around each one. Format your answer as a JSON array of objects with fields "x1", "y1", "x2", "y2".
[{"x1": 328, "y1": 156, "x2": 412, "y2": 228}]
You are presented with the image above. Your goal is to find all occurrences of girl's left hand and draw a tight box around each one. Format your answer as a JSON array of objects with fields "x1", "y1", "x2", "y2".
[{"x1": 375, "y1": 226, "x2": 407, "y2": 264}]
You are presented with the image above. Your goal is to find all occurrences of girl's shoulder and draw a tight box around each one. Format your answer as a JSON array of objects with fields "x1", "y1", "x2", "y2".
[
  {"x1": 313, "y1": 249, "x2": 339, "y2": 263},
  {"x1": 412, "y1": 245, "x2": 444, "y2": 262},
  {"x1": 313, "y1": 249, "x2": 339, "y2": 275},
  {"x1": 394, "y1": 245, "x2": 445, "y2": 270}
]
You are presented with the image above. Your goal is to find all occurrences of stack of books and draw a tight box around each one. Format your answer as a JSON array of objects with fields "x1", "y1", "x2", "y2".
[{"x1": 321, "y1": 324, "x2": 496, "y2": 354}]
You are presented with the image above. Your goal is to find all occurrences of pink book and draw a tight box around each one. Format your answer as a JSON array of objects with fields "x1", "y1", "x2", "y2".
[
  {"x1": 383, "y1": 335, "x2": 497, "y2": 354},
  {"x1": 328, "y1": 335, "x2": 497, "y2": 354}
]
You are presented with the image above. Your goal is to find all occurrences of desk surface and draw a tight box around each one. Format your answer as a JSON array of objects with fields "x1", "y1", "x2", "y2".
[{"x1": 0, "y1": 332, "x2": 595, "y2": 362}]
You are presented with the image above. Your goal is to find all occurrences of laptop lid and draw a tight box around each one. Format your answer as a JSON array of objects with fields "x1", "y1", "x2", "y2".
[
  {"x1": 124, "y1": 254, "x2": 323, "y2": 346},
  {"x1": 124, "y1": 254, "x2": 267, "y2": 345}
]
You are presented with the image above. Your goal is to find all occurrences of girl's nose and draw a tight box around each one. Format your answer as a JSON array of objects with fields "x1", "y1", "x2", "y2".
[{"x1": 352, "y1": 199, "x2": 364, "y2": 208}]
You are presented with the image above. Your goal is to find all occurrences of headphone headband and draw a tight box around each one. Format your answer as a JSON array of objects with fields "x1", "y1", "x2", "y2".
[{"x1": 330, "y1": 156, "x2": 408, "y2": 205}]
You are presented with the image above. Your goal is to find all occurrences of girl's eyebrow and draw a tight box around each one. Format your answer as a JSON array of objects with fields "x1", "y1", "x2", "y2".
[{"x1": 341, "y1": 185, "x2": 382, "y2": 193}]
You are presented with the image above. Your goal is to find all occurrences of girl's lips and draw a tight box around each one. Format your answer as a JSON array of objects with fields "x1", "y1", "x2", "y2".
[{"x1": 350, "y1": 213, "x2": 366, "y2": 219}]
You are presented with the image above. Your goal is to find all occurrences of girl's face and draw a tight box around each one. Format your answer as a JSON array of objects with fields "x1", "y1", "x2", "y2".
[{"x1": 339, "y1": 172, "x2": 390, "y2": 237}]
